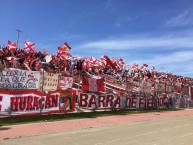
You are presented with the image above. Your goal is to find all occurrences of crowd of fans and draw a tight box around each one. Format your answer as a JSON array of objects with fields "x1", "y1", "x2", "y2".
[{"x1": 0, "y1": 45, "x2": 193, "y2": 87}]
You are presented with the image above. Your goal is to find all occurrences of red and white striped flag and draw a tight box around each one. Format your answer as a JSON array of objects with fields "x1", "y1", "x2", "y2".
[
  {"x1": 58, "y1": 42, "x2": 71, "y2": 54},
  {"x1": 82, "y1": 77, "x2": 104, "y2": 92},
  {"x1": 140, "y1": 64, "x2": 148, "y2": 71},
  {"x1": 132, "y1": 63, "x2": 138, "y2": 70},
  {"x1": 102, "y1": 55, "x2": 116, "y2": 69},
  {"x1": 174, "y1": 83, "x2": 181, "y2": 94},
  {"x1": 8, "y1": 40, "x2": 16, "y2": 51},
  {"x1": 58, "y1": 52, "x2": 72, "y2": 60},
  {"x1": 58, "y1": 42, "x2": 72, "y2": 60}
]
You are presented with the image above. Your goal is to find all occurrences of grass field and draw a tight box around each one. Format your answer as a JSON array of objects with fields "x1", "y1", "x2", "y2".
[{"x1": 0, "y1": 109, "x2": 180, "y2": 126}]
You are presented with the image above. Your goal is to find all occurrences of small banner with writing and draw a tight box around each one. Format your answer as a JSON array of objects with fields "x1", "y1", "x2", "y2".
[
  {"x1": 0, "y1": 68, "x2": 40, "y2": 90},
  {"x1": 39, "y1": 72, "x2": 60, "y2": 91},
  {"x1": 58, "y1": 76, "x2": 73, "y2": 90}
]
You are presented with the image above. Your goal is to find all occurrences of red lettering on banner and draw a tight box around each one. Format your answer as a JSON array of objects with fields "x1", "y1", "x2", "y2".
[
  {"x1": 147, "y1": 99, "x2": 153, "y2": 108},
  {"x1": 88, "y1": 95, "x2": 96, "y2": 108},
  {"x1": 152, "y1": 99, "x2": 157, "y2": 108},
  {"x1": 126, "y1": 97, "x2": 132, "y2": 108},
  {"x1": 11, "y1": 97, "x2": 19, "y2": 111},
  {"x1": 33, "y1": 96, "x2": 39, "y2": 110},
  {"x1": 98, "y1": 95, "x2": 105, "y2": 107},
  {"x1": 7, "y1": 94, "x2": 59, "y2": 113},
  {"x1": 79, "y1": 93, "x2": 88, "y2": 107},
  {"x1": 78, "y1": 93, "x2": 165, "y2": 109},
  {"x1": 114, "y1": 97, "x2": 121, "y2": 108},
  {"x1": 0, "y1": 96, "x2": 3, "y2": 111},
  {"x1": 19, "y1": 97, "x2": 27, "y2": 111},
  {"x1": 159, "y1": 97, "x2": 164, "y2": 107},
  {"x1": 106, "y1": 95, "x2": 114, "y2": 107},
  {"x1": 27, "y1": 96, "x2": 33, "y2": 110},
  {"x1": 51, "y1": 95, "x2": 59, "y2": 107},
  {"x1": 139, "y1": 97, "x2": 146, "y2": 108},
  {"x1": 131, "y1": 97, "x2": 137, "y2": 108},
  {"x1": 45, "y1": 96, "x2": 51, "y2": 108},
  {"x1": 40, "y1": 97, "x2": 45, "y2": 109}
]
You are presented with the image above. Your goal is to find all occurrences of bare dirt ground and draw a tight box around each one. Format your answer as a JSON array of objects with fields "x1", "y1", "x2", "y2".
[{"x1": 0, "y1": 109, "x2": 193, "y2": 145}]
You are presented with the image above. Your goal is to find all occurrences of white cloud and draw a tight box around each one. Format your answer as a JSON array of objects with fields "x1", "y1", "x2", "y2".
[
  {"x1": 166, "y1": 10, "x2": 193, "y2": 27},
  {"x1": 152, "y1": 51, "x2": 193, "y2": 65},
  {"x1": 74, "y1": 32, "x2": 193, "y2": 77},
  {"x1": 125, "y1": 50, "x2": 193, "y2": 77},
  {"x1": 115, "y1": 16, "x2": 131, "y2": 27},
  {"x1": 78, "y1": 36, "x2": 193, "y2": 50}
]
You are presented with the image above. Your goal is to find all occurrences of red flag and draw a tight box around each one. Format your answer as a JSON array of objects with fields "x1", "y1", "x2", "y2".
[
  {"x1": 58, "y1": 51, "x2": 72, "y2": 60},
  {"x1": 103, "y1": 55, "x2": 116, "y2": 69},
  {"x1": 58, "y1": 42, "x2": 72, "y2": 60},
  {"x1": 132, "y1": 63, "x2": 138, "y2": 70},
  {"x1": 140, "y1": 64, "x2": 148, "y2": 71},
  {"x1": 155, "y1": 82, "x2": 166, "y2": 93},
  {"x1": 24, "y1": 40, "x2": 36, "y2": 53},
  {"x1": 8, "y1": 40, "x2": 16, "y2": 51},
  {"x1": 116, "y1": 58, "x2": 125, "y2": 69},
  {"x1": 82, "y1": 77, "x2": 104, "y2": 92},
  {"x1": 166, "y1": 83, "x2": 173, "y2": 94},
  {"x1": 174, "y1": 83, "x2": 181, "y2": 94},
  {"x1": 58, "y1": 42, "x2": 71, "y2": 53},
  {"x1": 181, "y1": 84, "x2": 189, "y2": 95}
]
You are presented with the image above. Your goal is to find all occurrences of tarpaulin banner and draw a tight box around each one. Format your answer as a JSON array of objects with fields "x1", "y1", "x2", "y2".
[
  {"x1": 58, "y1": 76, "x2": 73, "y2": 90},
  {"x1": 181, "y1": 85, "x2": 189, "y2": 96},
  {"x1": 140, "y1": 81, "x2": 152, "y2": 94},
  {"x1": 174, "y1": 83, "x2": 181, "y2": 94},
  {"x1": 82, "y1": 77, "x2": 104, "y2": 92},
  {"x1": 0, "y1": 68, "x2": 40, "y2": 90},
  {"x1": 0, "y1": 90, "x2": 60, "y2": 116},
  {"x1": 59, "y1": 89, "x2": 76, "y2": 112},
  {"x1": 166, "y1": 83, "x2": 173, "y2": 94},
  {"x1": 78, "y1": 92, "x2": 164, "y2": 109},
  {"x1": 39, "y1": 72, "x2": 60, "y2": 91},
  {"x1": 155, "y1": 82, "x2": 166, "y2": 93}
]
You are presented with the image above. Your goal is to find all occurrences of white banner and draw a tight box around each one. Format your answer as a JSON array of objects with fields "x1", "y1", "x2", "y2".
[
  {"x1": 39, "y1": 72, "x2": 60, "y2": 91},
  {"x1": 0, "y1": 68, "x2": 40, "y2": 89},
  {"x1": 0, "y1": 90, "x2": 60, "y2": 116},
  {"x1": 140, "y1": 81, "x2": 152, "y2": 93},
  {"x1": 58, "y1": 76, "x2": 73, "y2": 90},
  {"x1": 79, "y1": 92, "x2": 164, "y2": 109}
]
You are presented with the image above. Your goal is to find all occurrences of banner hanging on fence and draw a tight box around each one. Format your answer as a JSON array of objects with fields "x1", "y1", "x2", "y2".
[
  {"x1": 166, "y1": 84, "x2": 173, "y2": 93},
  {"x1": 82, "y1": 77, "x2": 104, "y2": 92},
  {"x1": 181, "y1": 85, "x2": 189, "y2": 95},
  {"x1": 0, "y1": 68, "x2": 40, "y2": 89},
  {"x1": 39, "y1": 72, "x2": 60, "y2": 91},
  {"x1": 140, "y1": 81, "x2": 152, "y2": 93},
  {"x1": 59, "y1": 89, "x2": 75, "y2": 112},
  {"x1": 0, "y1": 90, "x2": 60, "y2": 116},
  {"x1": 58, "y1": 76, "x2": 73, "y2": 90},
  {"x1": 78, "y1": 92, "x2": 165, "y2": 109},
  {"x1": 155, "y1": 82, "x2": 165, "y2": 93}
]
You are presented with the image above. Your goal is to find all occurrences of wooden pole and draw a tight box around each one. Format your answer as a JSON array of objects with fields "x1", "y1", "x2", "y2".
[{"x1": 15, "y1": 29, "x2": 22, "y2": 50}]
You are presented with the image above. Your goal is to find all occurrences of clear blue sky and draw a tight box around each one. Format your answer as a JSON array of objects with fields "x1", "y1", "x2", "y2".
[{"x1": 1, "y1": 0, "x2": 193, "y2": 77}]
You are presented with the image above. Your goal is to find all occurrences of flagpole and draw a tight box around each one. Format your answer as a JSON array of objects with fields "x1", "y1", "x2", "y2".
[
  {"x1": 15, "y1": 29, "x2": 22, "y2": 50},
  {"x1": 40, "y1": 63, "x2": 46, "y2": 115},
  {"x1": 77, "y1": 71, "x2": 81, "y2": 113},
  {"x1": 104, "y1": 75, "x2": 107, "y2": 111},
  {"x1": 40, "y1": 68, "x2": 44, "y2": 115}
]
